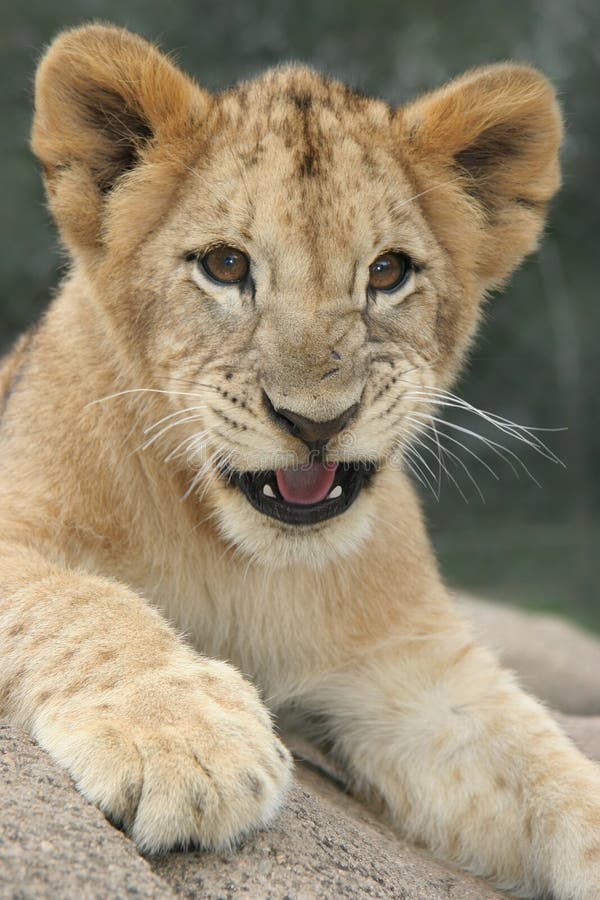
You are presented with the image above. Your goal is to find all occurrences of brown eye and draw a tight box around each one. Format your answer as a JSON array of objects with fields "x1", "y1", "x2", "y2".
[
  {"x1": 201, "y1": 245, "x2": 249, "y2": 285},
  {"x1": 368, "y1": 251, "x2": 412, "y2": 293}
]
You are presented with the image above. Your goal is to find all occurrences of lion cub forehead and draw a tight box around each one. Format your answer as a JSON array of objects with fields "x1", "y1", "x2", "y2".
[
  {"x1": 215, "y1": 65, "x2": 395, "y2": 157},
  {"x1": 222, "y1": 64, "x2": 392, "y2": 119},
  {"x1": 199, "y1": 66, "x2": 405, "y2": 241}
]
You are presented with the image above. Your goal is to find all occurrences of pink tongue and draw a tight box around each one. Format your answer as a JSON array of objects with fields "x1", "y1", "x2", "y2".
[{"x1": 275, "y1": 462, "x2": 338, "y2": 506}]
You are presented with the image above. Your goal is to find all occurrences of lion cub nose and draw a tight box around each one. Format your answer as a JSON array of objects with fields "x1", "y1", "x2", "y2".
[{"x1": 263, "y1": 391, "x2": 358, "y2": 454}]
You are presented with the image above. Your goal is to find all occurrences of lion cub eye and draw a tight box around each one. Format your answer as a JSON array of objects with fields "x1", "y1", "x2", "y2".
[
  {"x1": 200, "y1": 245, "x2": 250, "y2": 285},
  {"x1": 368, "y1": 252, "x2": 412, "y2": 293}
]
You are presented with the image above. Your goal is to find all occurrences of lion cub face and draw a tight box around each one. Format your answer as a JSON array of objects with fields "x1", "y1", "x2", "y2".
[{"x1": 32, "y1": 26, "x2": 561, "y2": 566}]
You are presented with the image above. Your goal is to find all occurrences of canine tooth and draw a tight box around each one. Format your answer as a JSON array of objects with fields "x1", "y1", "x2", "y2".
[
  {"x1": 328, "y1": 485, "x2": 343, "y2": 499},
  {"x1": 263, "y1": 484, "x2": 276, "y2": 498}
]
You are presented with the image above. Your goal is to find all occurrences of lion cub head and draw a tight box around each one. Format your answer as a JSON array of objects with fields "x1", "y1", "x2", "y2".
[{"x1": 32, "y1": 25, "x2": 561, "y2": 566}]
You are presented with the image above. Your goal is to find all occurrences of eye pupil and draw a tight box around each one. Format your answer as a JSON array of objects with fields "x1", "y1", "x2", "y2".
[
  {"x1": 368, "y1": 252, "x2": 411, "y2": 293},
  {"x1": 200, "y1": 245, "x2": 249, "y2": 285}
]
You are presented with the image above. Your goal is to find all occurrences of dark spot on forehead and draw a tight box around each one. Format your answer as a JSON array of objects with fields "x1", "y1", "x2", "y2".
[
  {"x1": 284, "y1": 89, "x2": 322, "y2": 180},
  {"x1": 289, "y1": 90, "x2": 313, "y2": 112},
  {"x1": 360, "y1": 148, "x2": 379, "y2": 177},
  {"x1": 241, "y1": 151, "x2": 259, "y2": 167},
  {"x1": 299, "y1": 150, "x2": 317, "y2": 178}
]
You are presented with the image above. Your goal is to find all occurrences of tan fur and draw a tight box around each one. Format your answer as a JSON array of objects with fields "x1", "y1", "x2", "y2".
[{"x1": 0, "y1": 23, "x2": 597, "y2": 898}]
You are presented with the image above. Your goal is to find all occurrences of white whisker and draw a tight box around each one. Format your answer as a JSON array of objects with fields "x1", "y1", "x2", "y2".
[
  {"x1": 407, "y1": 416, "x2": 500, "y2": 482},
  {"x1": 402, "y1": 455, "x2": 429, "y2": 492},
  {"x1": 143, "y1": 405, "x2": 208, "y2": 434},
  {"x1": 410, "y1": 412, "x2": 541, "y2": 487},
  {"x1": 405, "y1": 441, "x2": 440, "y2": 500},
  {"x1": 86, "y1": 387, "x2": 213, "y2": 407},
  {"x1": 405, "y1": 388, "x2": 563, "y2": 466},
  {"x1": 406, "y1": 422, "x2": 484, "y2": 502},
  {"x1": 400, "y1": 425, "x2": 470, "y2": 503},
  {"x1": 401, "y1": 440, "x2": 439, "y2": 499},
  {"x1": 388, "y1": 176, "x2": 463, "y2": 213},
  {"x1": 165, "y1": 430, "x2": 211, "y2": 464},
  {"x1": 140, "y1": 413, "x2": 206, "y2": 452}
]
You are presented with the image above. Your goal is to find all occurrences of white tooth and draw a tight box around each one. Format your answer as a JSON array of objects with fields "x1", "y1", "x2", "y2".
[
  {"x1": 263, "y1": 484, "x2": 276, "y2": 498},
  {"x1": 328, "y1": 485, "x2": 343, "y2": 499}
]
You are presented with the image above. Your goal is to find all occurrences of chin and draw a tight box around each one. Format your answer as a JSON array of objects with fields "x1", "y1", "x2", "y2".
[{"x1": 208, "y1": 464, "x2": 379, "y2": 570}]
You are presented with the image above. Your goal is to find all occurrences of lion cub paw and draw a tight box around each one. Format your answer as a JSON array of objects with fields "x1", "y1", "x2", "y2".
[{"x1": 33, "y1": 657, "x2": 293, "y2": 853}]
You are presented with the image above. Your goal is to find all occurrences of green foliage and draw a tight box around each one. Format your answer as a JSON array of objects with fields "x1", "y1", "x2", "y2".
[{"x1": 1, "y1": 0, "x2": 598, "y2": 622}]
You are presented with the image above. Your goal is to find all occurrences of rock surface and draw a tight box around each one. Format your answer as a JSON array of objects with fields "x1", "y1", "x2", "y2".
[
  {"x1": 458, "y1": 595, "x2": 600, "y2": 714},
  {"x1": 0, "y1": 722, "x2": 171, "y2": 900},
  {"x1": 3, "y1": 719, "x2": 600, "y2": 900},
  {"x1": 2, "y1": 598, "x2": 600, "y2": 899},
  {"x1": 0, "y1": 723, "x2": 502, "y2": 900}
]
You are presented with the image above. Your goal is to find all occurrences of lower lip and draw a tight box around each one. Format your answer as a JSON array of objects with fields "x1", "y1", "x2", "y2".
[{"x1": 228, "y1": 461, "x2": 376, "y2": 526}]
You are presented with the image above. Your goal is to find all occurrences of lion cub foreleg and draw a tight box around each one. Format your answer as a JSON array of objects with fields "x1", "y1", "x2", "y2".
[
  {"x1": 305, "y1": 615, "x2": 600, "y2": 899},
  {"x1": 0, "y1": 539, "x2": 292, "y2": 852}
]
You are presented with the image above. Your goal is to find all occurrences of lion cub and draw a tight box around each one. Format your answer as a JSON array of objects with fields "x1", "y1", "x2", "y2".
[{"x1": 1, "y1": 23, "x2": 598, "y2": 899}]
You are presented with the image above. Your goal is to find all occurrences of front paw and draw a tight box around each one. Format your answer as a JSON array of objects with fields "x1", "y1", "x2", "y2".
[{"x1": 32, "y1": 658, "x2": 293, "y2": 852}]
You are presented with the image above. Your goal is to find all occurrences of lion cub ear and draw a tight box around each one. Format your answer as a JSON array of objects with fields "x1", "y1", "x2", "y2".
[
  {"x1": 31, "y1": 24, "x2": 209, "y2": 252},
  {"x1": 401, "y1": 65, "x2": 562, "y2": 288}
]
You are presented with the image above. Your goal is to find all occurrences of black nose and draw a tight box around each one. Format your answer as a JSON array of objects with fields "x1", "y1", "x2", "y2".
[{"x1": 263, "y1": 391, "x2": 358, "y2": 453}]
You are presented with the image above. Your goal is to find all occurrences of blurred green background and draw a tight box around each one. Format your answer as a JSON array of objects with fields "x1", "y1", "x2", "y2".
[{"x1": 1, "y1": 0, "x2": 598, "y2": 628}]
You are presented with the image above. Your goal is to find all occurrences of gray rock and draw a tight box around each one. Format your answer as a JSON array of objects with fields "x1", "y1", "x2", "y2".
[
  {"x1": 558, "y1": 715, "x2": 600, "y2": 762},
  {"x1": 0, "y1": 722, "x2": 501, "y2": 899},
  {"x1": 457, "y1": 595, "x2": 600, "y2": 714},
  {"x1": 0, "y1": 723, "x2": 172, "y2": 900}
]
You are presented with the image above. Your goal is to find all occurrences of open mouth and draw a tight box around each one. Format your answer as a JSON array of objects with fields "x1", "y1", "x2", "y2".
[{"x1": 227, "y1": 460, "x2": 377, "y2": 525}]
